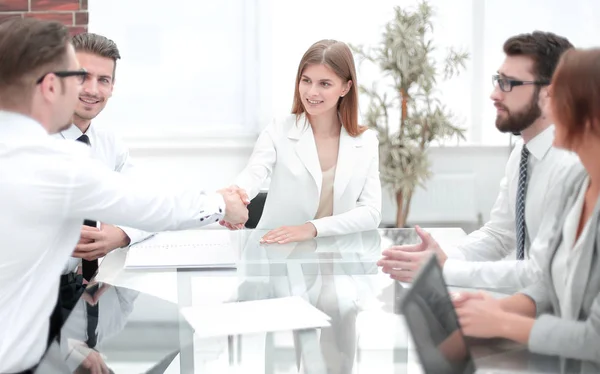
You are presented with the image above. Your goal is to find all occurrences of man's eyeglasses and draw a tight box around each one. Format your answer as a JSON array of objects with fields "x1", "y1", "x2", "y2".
[
  {"x1": 36, "y1": 69, "x2": 88, "y2": 85},
  {"x1": 492, "y1": 74, "x2": 549, "y2": 93}
]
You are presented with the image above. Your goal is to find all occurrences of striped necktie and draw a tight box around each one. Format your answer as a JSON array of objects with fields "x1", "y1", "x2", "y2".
[{"x1": 515, "y1": 145, "x2": 530, "y2": 260}]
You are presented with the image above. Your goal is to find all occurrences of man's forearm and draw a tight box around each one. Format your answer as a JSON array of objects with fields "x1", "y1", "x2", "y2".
[{"x1": 119, "y1": 226, "x2": 153, "y2": 247}]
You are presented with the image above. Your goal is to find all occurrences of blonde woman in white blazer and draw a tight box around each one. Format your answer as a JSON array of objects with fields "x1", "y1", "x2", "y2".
[{"x1": 224, "y1": 39, "x2": 382, "y2": 244}]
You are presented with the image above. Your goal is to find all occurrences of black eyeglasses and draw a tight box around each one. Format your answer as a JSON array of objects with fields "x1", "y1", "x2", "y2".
[
  {"x1": 36, "y1": 69, "x2": 88, "y2": 85},
  {"x1": 492, "y1": 74, "x2": 549, "y2": 93}
]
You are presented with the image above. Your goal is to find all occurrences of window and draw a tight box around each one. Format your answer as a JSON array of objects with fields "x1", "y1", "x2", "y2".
[{"x1": 89, "y1": 0, "x2": 261, "y2": 139}]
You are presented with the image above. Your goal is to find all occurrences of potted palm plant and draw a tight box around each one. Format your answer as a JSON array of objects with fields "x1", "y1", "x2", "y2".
[{"x1": 351, "y1": 0, "x2": 469, "y2": 227}]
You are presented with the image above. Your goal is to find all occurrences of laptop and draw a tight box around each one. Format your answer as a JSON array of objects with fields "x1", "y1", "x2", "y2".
[{"x1": 400, "y1": 255, "x2": 520, "y2": 374}]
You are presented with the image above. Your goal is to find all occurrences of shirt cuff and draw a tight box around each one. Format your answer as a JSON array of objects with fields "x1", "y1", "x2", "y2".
[
  {"x1": 118, "y1": 226, "x2": 153, "y2": 247},
  {"x1": 198, "y1": 192, "x2": 226, "y2": 225},
  {"x1": 308, "y1": 219, "x2": 326, "y2": 237},
  {"x1": 444, "y1": 245, "x2": 467, "y2": 260},
  {"x1": 442, "y1": 258, "x2": 470, "y2": 287}
]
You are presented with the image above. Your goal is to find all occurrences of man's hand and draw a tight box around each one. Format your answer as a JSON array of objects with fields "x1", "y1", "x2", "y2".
[
  {"x1": 81, "y1": 282, "x2": 111, "y2": 306},
  {"x1": 377, "y1": 225, "x2": 448, "y2": 282},
  {"x1": 72, "y1": 224, "x2": 131, "y2": 261},
  {"x1": 260, "y1": 223, "x2": 317, "y2": 244},
  {"x1": 218, "y1": 186, "x2": 249, "y2": 227},
  {"x1": 75, "y1": 348, "x2": 109, "y2": 374}
]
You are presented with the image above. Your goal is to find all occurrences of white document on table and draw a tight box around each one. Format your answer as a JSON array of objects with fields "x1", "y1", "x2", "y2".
[
  {"x1": 180, "y1": 296, "x2": 331, "y2": 338},
  {"x1": 124, "y1": 230, "x2": 238, "y2": 269}
]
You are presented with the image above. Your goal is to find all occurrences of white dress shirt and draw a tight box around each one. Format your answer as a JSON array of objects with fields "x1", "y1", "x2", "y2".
[
  {"x1": 0, "y1": 111, "x2": 225, "y2": 373},
  {"x1": 551, "y1": 177, "x2": 590, "y2": 320},
  {"x1": 53, "y1": 123, "x2": 153, "y2": 274},
  {"x1": 443, "y1": 125, "x2": 580, "y2": 292}
]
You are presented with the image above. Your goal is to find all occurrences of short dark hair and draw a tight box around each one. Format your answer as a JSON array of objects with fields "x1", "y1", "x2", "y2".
[
  {"x1": 551, "y1": 48, "x2": 600, "y2": 147},
  {"x1": 72, "y1": 33, "x2": 121, "y2": 79},
  {"x1": 0, "y1": 18, "x2": 70, "y2": 103},
  {"x1": 503, "y1": 31, "x2": 574, "y2": 82}
]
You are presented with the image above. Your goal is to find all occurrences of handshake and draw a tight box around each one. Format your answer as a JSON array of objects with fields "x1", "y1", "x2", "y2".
[{"x1": 217, "y1": 185, "x2": 251, "y2": 229}]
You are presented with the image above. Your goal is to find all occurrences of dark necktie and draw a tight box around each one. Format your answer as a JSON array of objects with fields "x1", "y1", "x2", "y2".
[
  {"x1": 76, "y1": 134, "x2": 99, "y2": 281},
  {"x1": 84, "y1": 284, "x2": 99, "y2": 348},
  {"x1": 515, "y1": 145, "x2": 530, "y2": 260}
]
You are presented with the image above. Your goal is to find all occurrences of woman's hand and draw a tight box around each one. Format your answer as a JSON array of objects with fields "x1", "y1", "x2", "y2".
[
  {"x1": 260, "y1": 223, "x2": 317, "y2": 244},
  {"x1": 451, "y1": 290, "x2": 486, "y2": 307},
  {"x1": 455, "y1": 291, "x2": 506, "y2": 338}
]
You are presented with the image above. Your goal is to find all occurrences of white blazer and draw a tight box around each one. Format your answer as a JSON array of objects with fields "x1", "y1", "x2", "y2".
[{"x1": 235, "y1": 114, "x2": 382, "y2": 237}]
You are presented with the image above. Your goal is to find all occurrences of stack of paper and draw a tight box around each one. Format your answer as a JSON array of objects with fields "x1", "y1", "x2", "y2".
[
  {"x1": 180, "y1": 296, "x2": 331, "y2": 338},
  {"x1": 124, "y1": 230, "x2": 238, "y2": 269}
]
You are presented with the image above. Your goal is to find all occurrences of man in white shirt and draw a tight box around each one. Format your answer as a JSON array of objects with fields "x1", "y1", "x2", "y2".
[
  {"x1": 51, "y1": 33, "x2": 153, "y2": 320},
  {"x1": 0, "y1": 18, "x2": 248, "y2": 373},
  {"x1": 378, "y1": 31, "x2": 580, "y2": 293},
  {"x1": 48, "y1": 33, "x2": 157, "y2": 349}
]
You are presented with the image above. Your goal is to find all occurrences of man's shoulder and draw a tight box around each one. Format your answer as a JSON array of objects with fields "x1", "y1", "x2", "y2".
[
  {"x1": 37, "y1": 138, "x2": 92, "y2": 170},
  {"x1": 0, "y1": 137, "x2": 92, "y2": 189},
  {"x1": 546, "y1": 146, "x2": 579, "y2": 163},
  {"x1": 554, "y1": 156, "x2": 586, "y2": 185},
  {"x1": 90, "y1": 123, "x2": 119, "y2": 143},
  {"x1": 32, "y1": 136, "x2": 91, "y2": 159},
  {"x1": 542, "y1": 149, "x2": 585, "y2": 201},
  {"x1": 90, "y1": 123, "x2": 130, "y2": 152},
  {"x1": 545, "y1": 147, "x2": 581, "y2": 175}
]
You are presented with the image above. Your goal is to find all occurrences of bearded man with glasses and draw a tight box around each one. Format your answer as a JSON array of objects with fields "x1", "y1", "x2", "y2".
[{"x1": 378, "y1": 31, "x2": 582, "y2": 293}]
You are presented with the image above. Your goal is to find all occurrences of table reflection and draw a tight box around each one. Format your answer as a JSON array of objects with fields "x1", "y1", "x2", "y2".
[
  {"x1": 232, "y1": 230, "x2": 381, "y2": 374},
  {"x1": 36, "y1": 283, "x2": 189, "y2": 373}
]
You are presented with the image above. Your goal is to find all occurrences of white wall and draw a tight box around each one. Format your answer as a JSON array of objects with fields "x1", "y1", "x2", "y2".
[{"x1": 405, "y1": 145, "x2": 509, "y2": 226}]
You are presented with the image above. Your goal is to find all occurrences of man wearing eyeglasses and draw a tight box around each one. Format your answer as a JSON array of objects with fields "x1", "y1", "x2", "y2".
[
  {"x1": 378, "y1": 31, "x2": 581, "y2": 293},
  {"x1": 0, "y1": 18, "x2": 248, "y2": 374}
]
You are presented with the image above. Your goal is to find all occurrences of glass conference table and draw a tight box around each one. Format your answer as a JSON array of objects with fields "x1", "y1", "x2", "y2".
[{"x1": 34, "y1": 228, "x2": 573, "y2": 373}]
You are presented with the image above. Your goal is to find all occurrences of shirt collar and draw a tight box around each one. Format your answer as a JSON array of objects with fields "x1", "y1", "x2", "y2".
[
  {"x1": 524, "y1": 125, "x2": 555, "y2": 161},
  {"x1": 0, "y1": 110, "x2": 48, "y2": 139},
  {"x1": 60, "y1": 123, "x2": 86, "y2": 140}
]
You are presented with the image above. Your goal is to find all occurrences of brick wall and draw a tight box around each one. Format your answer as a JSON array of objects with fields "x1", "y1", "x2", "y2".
[{"x1": 0, "y1": 0, "x2": 88, "y2": 35}]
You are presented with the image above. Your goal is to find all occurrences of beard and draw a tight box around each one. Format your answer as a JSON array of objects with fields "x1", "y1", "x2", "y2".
[{"x1": 495, "y1": 90, "x2": 541, "y2": 135}]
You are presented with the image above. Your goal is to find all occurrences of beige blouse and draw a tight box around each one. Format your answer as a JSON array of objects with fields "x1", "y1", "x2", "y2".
[{"x1": 314, "y1": 165, "x2": 336, "y2": 219}]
